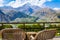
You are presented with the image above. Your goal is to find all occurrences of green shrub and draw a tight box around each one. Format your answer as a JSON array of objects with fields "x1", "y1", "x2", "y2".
[
  {"x1": 3, "y1": 25, "x2": 13, "y2": 28},
  {"x1": 18, "y1": 24, "x2": 45, "y2": 32},
  {"x1": 49, "y1": 24, "x2": 56, "y2": 28},
  {"x1": 18, "y1": 24, "x2": 25, "y2": 28},
  {"x1": 56, "y1": 28, "x2": 60, "y2": 33},
  {"x1": 25, "y1": 24, "x2": 31, "y2": 28},
  {"x1": 56, "y1": 24, "x2": 60, "y2": 27},
  {"x1": 0, "y1": 26, "x2": 4, "y2": 30},
  {"x1": 0, "y1": 25, "x2": 13, "y2": 30}
]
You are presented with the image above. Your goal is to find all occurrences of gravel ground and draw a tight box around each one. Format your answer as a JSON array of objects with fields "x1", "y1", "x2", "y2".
[{"x1": 53, "y1": 38, "x2": 60, "y2": 40}]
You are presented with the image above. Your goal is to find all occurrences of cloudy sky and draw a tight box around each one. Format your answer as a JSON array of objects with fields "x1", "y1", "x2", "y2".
[{"x1": 0, "y1": 0, "x2": 60, "y2": 10}]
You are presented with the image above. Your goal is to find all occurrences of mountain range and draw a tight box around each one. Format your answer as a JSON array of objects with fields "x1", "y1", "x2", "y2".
[{"x1": 0, "y1": 3, "x2": 60, "y2": 22}]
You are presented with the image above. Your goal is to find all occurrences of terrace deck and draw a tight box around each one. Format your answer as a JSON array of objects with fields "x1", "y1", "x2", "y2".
[
  {"x1": 0, "y1": 37, "x2": 60, "y2": 40},
  {"x1": 0, "y1": 31, "x2": 60, "y2": 40}
]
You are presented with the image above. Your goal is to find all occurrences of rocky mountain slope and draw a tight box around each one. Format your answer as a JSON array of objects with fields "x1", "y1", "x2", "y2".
[{"x1": 0, "y1": 3, "x2": 60, "y2": 22}]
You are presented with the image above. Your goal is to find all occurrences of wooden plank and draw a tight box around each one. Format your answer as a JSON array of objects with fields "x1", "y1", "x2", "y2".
[{"x1": 0, "y1": 22, "x2": 60, "y2": 24}]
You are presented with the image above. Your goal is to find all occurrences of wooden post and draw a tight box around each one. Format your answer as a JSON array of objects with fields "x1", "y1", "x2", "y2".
[
  {"x1": 2, "y1": 23, "x2": 3, "y2": 28},
  {"x1": 43, "y1": 23, "x2": 45, "y2": 29},
  {"x1": 23, "y1": 23, "x2": 25, "y2": 31}
]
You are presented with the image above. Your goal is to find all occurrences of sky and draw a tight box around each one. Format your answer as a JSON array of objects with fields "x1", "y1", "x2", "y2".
[{"x1": 0, "y1": 0, "x2": 60, "y2": 10}]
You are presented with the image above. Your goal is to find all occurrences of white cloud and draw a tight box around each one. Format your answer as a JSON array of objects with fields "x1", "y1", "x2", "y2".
[
  {"x1": 0, "y1": 0, "x2": 3, "y2": 2},
  {"x1": 7, "y1": 0, "x2": 28, "y2": 8},
  {"x1": 8, "y1": 0, "x2": 52, "y2": 8},
  {"x1": 29, "y1": 0, "x2": 46, "y2": 7},
  {"x1": 0, "y1": 0, "x2": 4, "y2": 7},
  {"x1": 30, "y1": 0, "x2": 52, "y2": 7},
  {"x1": 0, "y1": 0, "x2": 52, "y2": 8},
  {"x1": 53, "y1": 8, "x2": 60, "y2": 10},
  {"x1": 47, "y1": 0, "x2": 52, "y2": 1}
]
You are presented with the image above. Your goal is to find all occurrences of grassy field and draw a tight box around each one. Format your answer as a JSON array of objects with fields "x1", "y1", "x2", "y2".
[{"x1": 0, "y1": 33, "x2": 2, "y2": 40}]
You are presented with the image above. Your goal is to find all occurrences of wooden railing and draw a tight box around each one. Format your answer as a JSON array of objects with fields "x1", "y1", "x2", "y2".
[
  {"x1": 0, "y1": 22, "x2": 60, "y2": 32},
  {"x1": 0, "y1": 22, "x2": 60, "y2": 26}
]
